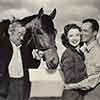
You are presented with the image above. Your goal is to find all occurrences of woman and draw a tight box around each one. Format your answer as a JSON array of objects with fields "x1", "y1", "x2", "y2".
[{"x1": 60, "y1": 24, "x2": 87, "y2": 100}]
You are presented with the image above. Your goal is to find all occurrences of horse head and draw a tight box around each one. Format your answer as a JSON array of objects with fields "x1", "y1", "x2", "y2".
[{"x1": 21, "y1": 8, "x2": 59, "y2": 69}]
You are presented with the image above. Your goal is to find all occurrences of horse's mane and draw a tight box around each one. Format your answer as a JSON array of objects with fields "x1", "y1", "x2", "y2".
[
  {"x1": 20, "y1": 14, "x2": 55, "y2": 33},
  {"x1": 20, "y1": 15, "x2": 38, "y2": 26}
]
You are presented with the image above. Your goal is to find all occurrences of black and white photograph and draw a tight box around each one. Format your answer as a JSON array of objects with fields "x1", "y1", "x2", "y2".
[{"x1": 0, "y1": 0, "x2": 100, "y2": 100}]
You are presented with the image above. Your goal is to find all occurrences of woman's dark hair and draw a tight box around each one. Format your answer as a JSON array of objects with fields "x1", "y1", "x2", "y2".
[{"x1": 61, "y1": 24, "x2": 82, "y2": 48}]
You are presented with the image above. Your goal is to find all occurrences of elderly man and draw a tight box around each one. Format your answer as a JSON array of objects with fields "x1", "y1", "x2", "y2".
[
  {"x1": 3, "y1": 19, "x2": 40, "y2": 100},
  {"x1": 65, "y1": 18, "x2": 100, "y2": 100},
  {"x1": 7, "y1": 20, "x2": 26, "y2": 100}
]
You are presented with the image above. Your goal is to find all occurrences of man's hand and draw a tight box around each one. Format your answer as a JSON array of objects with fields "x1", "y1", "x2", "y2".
[{"x1": 32, "y1": 49, "x2": 44, "y2": 60}]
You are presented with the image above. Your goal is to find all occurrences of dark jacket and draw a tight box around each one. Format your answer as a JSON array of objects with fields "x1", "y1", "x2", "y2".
[
  {"x1": 0, "y1": 37, "x2": 40, "y2": 97},
  {"x1": 60, "y1": 46, "x2": 87, "y2": 84}
]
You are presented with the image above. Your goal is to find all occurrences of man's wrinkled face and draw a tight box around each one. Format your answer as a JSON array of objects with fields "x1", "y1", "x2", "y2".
[
  {"x1": 81, "y1": 22, "x2": 94, "y2": 43},
  {"x1": 8, "y1": 22, "x2": 26, "y2": 46}
]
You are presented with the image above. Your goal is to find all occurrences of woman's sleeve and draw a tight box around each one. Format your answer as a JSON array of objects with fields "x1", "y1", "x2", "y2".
[{"x1": 60, "y1": 50, "x2": 75, "y2": 83}]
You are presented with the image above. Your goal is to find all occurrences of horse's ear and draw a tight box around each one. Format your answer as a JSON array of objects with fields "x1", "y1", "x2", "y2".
[
  {"x1": 49, "y1": 8, "x2": 56, "y2": 20},
  {"x1": 38, "y1": 8, "x2": 44, "y2": 18}
]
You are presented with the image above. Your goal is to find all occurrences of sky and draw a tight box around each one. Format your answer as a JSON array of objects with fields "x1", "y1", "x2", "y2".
[{"x1": 0, "y1": 0, "x2": 100, "y2": 57}]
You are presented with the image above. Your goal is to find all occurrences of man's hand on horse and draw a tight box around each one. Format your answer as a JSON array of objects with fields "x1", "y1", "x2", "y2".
[{"x1": 32, "y1": 49, "x2": 44, "y2": 60}]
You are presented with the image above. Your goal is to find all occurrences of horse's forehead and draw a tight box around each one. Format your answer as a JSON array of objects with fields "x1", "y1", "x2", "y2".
[{"x1": 26, "y1": 17, "x2": 41, "y2": 28}]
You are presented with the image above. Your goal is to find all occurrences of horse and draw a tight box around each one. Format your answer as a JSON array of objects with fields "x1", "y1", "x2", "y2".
[
  {"x1": 0, "y1": 8, "x2": 59, "y2": 100},
  {"x1": 20, "y1": 8, "x2": 59, "y2": 69}
]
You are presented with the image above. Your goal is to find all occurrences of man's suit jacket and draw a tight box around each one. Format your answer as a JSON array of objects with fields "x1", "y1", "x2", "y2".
[{"x1": 0, "y1": 36, "x2": 40, "y2": 97}]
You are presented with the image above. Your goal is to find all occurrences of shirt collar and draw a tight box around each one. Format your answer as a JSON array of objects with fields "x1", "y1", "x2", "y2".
[
  {"x1": 10, "y1": 41, "x2": 22, "y2": 48},
  {"x1": 86, "y1": 40, "x2": 97, "y2": 52}
]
